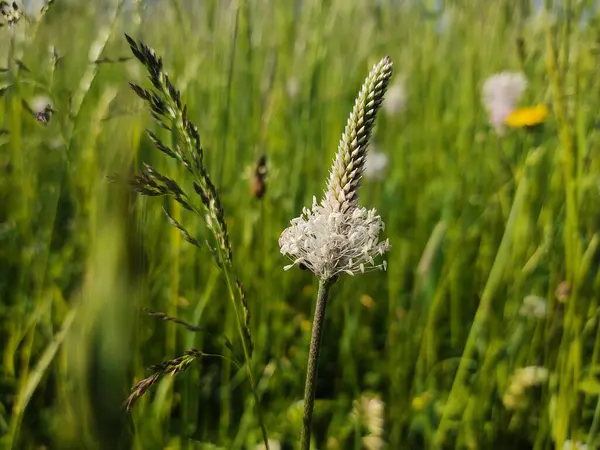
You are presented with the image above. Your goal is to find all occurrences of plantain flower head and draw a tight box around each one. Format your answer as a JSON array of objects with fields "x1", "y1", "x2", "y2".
[{"x1": 279, "y1": 57, "x2": 393, "y2": 280}]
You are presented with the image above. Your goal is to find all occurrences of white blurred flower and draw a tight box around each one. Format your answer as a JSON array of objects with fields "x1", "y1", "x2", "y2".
[
  {"x1": 563, "y1": 439, "x2": 588, "y2": 450},
  {"x1": 286, "y1": 76, "x2": 300, "y2": 100},
  {"x1": 502, "y1": 365, "x2": 549, "y2": 410},
  {"x1": 364, "y1": 147, "x2": 389, "y2": 181},
  {"x1": 519, "y1": 295, "x2": 547, "y2": 319},
  {"x1": 383, "y1": 79, "x2": 406, "y2": 116},
  {"x1": 351, "y1": 394, "x2": 386, "y2": 450},
  {"x1": 363, "y1": 434, "x2": 385, "y2": 450},
  {"x1": 30, "y1": 95, "x2": 52, "y2": 113},
  {"x1": 363, "y1": 396, "x2": 384, "y2": 435},
  {"x1": 563, "y1": 440, "x2": 588, "y2": 450},
  {"x1": 482, "y1": 72, "x2": 527, "y2": 135},
  {"x1": 254, "y1": 440, "x2": 281, "y2": 450}
]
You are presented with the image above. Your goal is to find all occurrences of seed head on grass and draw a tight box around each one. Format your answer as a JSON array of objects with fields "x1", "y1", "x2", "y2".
[
  {"x1": 279, "y1": 56, "x2": 393, "y2": 281},
  {"x1": 124, "y1": 349, "x2": 203, "y2": 411},
  {"x1": 123, "y1": 33, "x2": 232, "y2": 264},
  {"x1": 121, "y1": 37, "x2": 266, "y2": 446}
]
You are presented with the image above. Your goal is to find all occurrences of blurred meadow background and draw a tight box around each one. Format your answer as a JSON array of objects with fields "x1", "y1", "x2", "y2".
[{"x1": 1, "y1": 0, "x2": 600, "y2": 449}]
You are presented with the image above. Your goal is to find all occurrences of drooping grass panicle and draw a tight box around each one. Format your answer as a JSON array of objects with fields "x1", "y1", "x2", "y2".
[
  {"x1": 324, "y1": 56, "x2": 393, "y2": 213},
  {"x1": 124, "y1": 349, "x2": 203, "y2": 411},
  {"x1": 143, "y1": 308, "x2": 207, "y2": 333},
  {"x1": 235, "y1": 279, "x2": 254, "y2": 356},
  {"x1": 143, "y1": 308, "x2": 234, "y2": 351},
  {"x1": 123, "y1": 35, "x2": 268, "y2": 447},
  {"x1": 124, "y1": 33, "x2": 232, "y2": 263}
]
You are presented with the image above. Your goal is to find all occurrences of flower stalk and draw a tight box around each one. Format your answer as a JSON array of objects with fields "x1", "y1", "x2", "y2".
[
  {"x1": 281, "y1": 56, "x2": 393, "y2": 449},
  {"x1": 300, "y1": 277, "x2": 335, "y2": 450}
]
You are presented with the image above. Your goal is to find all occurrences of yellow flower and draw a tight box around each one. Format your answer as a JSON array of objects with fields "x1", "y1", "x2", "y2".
[
  {"x1": 504, "y1": 104, "x2": 549, "y2": 128},
  {"x1": 300, "y1": 319, "x2": 312, "y2": 332},
  {"x1": 411, "y1": 392, "x2": 433, "y2": 411},
  {"x1": 360, "y1": 294, "x2": 376, "y2": 309}
]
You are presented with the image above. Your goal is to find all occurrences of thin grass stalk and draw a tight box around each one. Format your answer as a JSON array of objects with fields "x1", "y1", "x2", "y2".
[
  {"x1": 216, "y1": 2, "x2": 239, "y2": 187},
  {"x1": 166, "y1": 199, "x2": 181, "y2": 410},
  {"x1": 4, "y1": 308, "x2": 77, "y2": 448},
  {"x1": 587, "y1": 369, "x2": 600, "y2": 448},
  {"x1": 544, "y1": 6, "x2": 579, "y2": 281},
  {"x1": 4, "y1": 21, "x2": 35, "y2": 449},
  {"x1": 301, "y1": 277, "x2": 335, "y2": 450},
  {"x1": 544, "y1": 12, "x2": 583, "y2": 446},
  {"x1": 434, "y1": 148, "x2": 541, "y2": 446},
  {"x1": 219, "y1": 258, "x2": 269, "y2": 448}
]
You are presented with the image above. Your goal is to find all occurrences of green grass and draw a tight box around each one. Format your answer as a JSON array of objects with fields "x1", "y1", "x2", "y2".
[{"x1": 1, "y1": 0, "x2": 600, "y2": 449}]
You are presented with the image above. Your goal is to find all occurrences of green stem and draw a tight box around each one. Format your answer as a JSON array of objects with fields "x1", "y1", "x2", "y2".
[
  {"x1": 220, "y1": 261, "x2": 270, "y2": 449},
  {"x1": 301, "y1": 277, "x2": 336, "y2": 450},
  {"x1": 587, "y1": 396, "x2": 600, "y2": 448},
  {"x1": 434, "y1": 148, "x2": 539, "y2": 447}
]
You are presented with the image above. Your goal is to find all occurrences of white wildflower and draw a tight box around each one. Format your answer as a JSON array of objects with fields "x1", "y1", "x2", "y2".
[
  {"x1": 351, "y1": 394, "x2": 386, "y2": 450},
  {"x1": 286, "y1": 76, "x2": 300, "y2": 100},
  {"x1": 364, "y1": 146, "x2": 389, "y2": 181},
  {"x1": 279, "y1": 56, "x2": 393, "y2": 280},
  {"x1": 383, "y1": 79, "x2": 406, "y2": 116},
  {"x1": 482, "y1": 72, "x2": 527, "y2": 135},
  {"x1": 254, "y1": 440, "x2": 281, "y2": 450},
  {"x1": 519, "y1": 295, "x2": 547, "y2": 319},
  {"x1": 563, "y1": 440, "x2": 588, "y2": 450},
  {"x1": 279, "y1": 197, "x2": 390, "y2": 279},
  {"x1": 29, "y1": 95, "x2": 52, "y2": 114},
  {"x1": 502, "y1": 365, "x2": 549, "y2": 410},
  {"x1": 362, "y1": 435, "x2": 385, "y2": 450}
]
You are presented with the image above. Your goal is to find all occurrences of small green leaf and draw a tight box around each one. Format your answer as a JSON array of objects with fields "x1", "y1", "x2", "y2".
[{"x1": 578, "y1": 377, "x2": 600, "y2": 395}]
